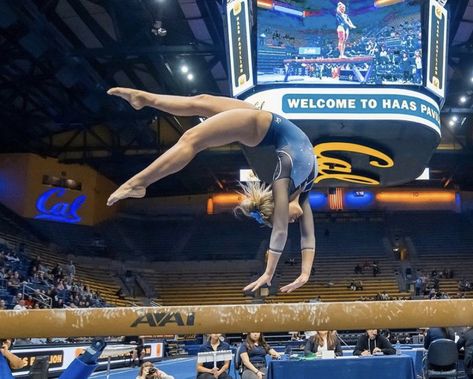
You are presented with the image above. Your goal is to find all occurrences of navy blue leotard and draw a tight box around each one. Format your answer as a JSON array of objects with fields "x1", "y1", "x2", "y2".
[{"x1": 258, "y1": 113, "x2": 317, "y2": 201}]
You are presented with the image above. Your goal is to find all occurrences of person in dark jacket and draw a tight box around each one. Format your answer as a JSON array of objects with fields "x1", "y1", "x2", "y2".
[
  {"x1": 304, "y1": 331, "x2": 343, "y2": 357},
  {"x1": 458, "y1": 327, "x2": 473, "y2": 379},
  {"x1": 424, "y1": 327, "x2": 455, "y2": 349},
  {"x1": 353, "y1": 330, "x2": 395, "y2": 356}
]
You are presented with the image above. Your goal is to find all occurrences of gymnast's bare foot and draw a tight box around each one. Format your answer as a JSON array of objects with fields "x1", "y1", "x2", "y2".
[
  {"x1": 107, "y1": 87, "x2": 147, "y2": 110},
  {"x1": 107, "y1": 182, "x2": 146, "y2": 206}
]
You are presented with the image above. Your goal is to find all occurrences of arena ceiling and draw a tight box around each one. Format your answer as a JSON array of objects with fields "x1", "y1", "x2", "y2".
[{"x1": 0, "y1": 0, "x2": 473, "y2": 196}]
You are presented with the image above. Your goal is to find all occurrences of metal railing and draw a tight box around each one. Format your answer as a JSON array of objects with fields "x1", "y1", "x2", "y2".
[{"x1": 22, "y1": 282, "x2": 52, "y2": 308}]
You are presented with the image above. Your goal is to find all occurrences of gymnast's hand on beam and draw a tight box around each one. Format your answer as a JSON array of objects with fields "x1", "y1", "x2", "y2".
[
  {"x1": 280, "y1": 273, "x2": 309, "y2": 293},
  {"x1": 243, "y1": 273, "x2": 272, "y2": 292}
]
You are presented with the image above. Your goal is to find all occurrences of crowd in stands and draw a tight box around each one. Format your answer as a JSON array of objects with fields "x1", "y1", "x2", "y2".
[
  {"x1": 0, "y1": 243, "x2": 104, "y2": 310},
  {"x1": 414, "y1": 268, "x2": 455, "y2": 299}
]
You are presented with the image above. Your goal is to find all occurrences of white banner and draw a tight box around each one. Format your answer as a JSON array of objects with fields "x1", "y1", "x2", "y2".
[{"x1": 244, "y1": 87, "x2": 441, "y2": 136}]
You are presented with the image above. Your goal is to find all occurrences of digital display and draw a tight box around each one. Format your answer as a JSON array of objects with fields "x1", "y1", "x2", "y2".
[{"x1": 257, "y1": 0, "x2": 423, "y2": 85}]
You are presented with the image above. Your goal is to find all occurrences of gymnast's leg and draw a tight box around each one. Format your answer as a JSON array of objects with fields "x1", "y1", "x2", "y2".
[
  {"x1": 107, "y1": 87, "x2": 256, "y2": 118},
  {"x1": 107, "y1": 108, "x2": 271, "y2": 206}
]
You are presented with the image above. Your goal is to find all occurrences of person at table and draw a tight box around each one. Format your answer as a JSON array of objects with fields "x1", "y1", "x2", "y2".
[
  {"x1": 304, "y1": 330, "x2": 343, "y2": 357},
  {"x1": 196, "y1": 333, "x2": 232, "y2": 379},
  {"x1": 424, "y1": 327, "x2": 455, "y2": 349},
  {"x1": 240, "y1": 332, "x2": 280, "y2": 379},
  {"x1": 457, "y1": 327, "x2": 473, "y2": 379},
  {"x1": 353, "y1": 329, "x2": 395, "y2": 356}
]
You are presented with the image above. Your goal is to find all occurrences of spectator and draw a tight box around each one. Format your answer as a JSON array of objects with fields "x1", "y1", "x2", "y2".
[
  {"x1": 13, "y1": 299, "x2": 27, "y2": 311},
  {"x1": 353, "y1": 329, "x2": 395, "y2": 356},
  {"x1": 7, "y1": 272, "x2": 22, "y2": 295},
  {"x1": 372, "y1": 262, "x2": 380, "y2": 277},
  {"x1": 400, "y1": 52, "x2": 411, "y2": 82},
  {"x1": 136, "y1": 361, "x2": 174, "y2": 379},
  {"x1": 415, "y1": 277, "x2": 422, "y2": 296},
  {"x1": 240, "y1": 332, "x2": 280, "y2": 379},
  {"x1": 197, "y1": 334, "x2": 232, "y2": 379},
  {"x1": 424, "y1": 327, "x2": 455, "y2": 349},
  {"x1": 304, "y1": 331, "x2": 342, "y2": 356},
  {"x1": 65, "y1": 260, "x2": 76, "y2": 279},
  {"x1": 457, "y1": 327, "x2": 473, "y2": 379},
  {"x1": 0, "y1": 300, "x2": 5, "y2": 310},
  {"x1": 354, "y1": 264, "x2": 362, "y2": 275}
]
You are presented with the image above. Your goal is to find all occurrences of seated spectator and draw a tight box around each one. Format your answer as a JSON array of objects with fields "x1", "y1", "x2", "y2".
[
  {"x1": 7, "y1": 272, "x2": 22, "y2": 295},
  {"x1": 13, "y1": 299, "x2": 26, "y2": 311},
  {"x1": 304, "y1": 331, "x2": 342, "y2": 357},
  {"x1": 355, "y1": 280, "x2": 363, "y2": 291},
  {"x1": 354, "y1": 264, "x2": 362, "y2": 275},
  {"x1": 424, "y1": 327, "x2": 455, "y2": 349},
  {"x1": 197, "y1": 333, "x2": 232, "y2": 379},
  {"x1": 348, "y1": 280, "x2": 357, "y2": 291},
  {"x1": 5, "y1": 251, "x2": 19, "y2": 263},
  {"x1": 372, "y1": 263, "x2": 380, "y2": 277},
  {"x1": 353, "y1": 329, "x2": 395, "y2": 356},
  {"x1": 457, "y1": 327, "x2": 473, "y2": 379},
  {"x1": 240, "y1": 332, "x2": 280, "y2": 379},
  {"x1": 1, "y1": 339, "x2": 26, "y2": 371},
  {"x1": 0, "y1": 300, "x2": 5, "y2": 310},
  {"x1": 136, "y1": 361, "x2": 174, "y2": 379}
]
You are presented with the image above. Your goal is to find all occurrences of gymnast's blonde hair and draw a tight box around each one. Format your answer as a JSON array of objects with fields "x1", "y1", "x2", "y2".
[{"x1": 234, "y1": 182, "x2": 274, "y2": 227}]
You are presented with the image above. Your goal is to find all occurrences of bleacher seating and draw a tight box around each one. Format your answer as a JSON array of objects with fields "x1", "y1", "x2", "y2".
[{"x1": 3, "y1": 204, "x2": 473, "y2": 307}]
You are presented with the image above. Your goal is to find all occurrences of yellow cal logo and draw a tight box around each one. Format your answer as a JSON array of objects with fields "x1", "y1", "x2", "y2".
[{"x1": 314, "y1": 142, "x2": 394, "y2": 185}]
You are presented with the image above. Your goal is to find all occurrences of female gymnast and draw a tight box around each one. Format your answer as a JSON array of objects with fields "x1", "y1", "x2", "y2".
[
  {"x1": 336, "y1": 2, "x2": 356, "y2": 58},
  {"x1": 106, "y1": 88, "x2": 317, "y2": 293}
]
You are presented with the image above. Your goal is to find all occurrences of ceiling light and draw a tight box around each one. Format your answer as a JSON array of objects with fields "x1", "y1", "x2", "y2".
[
  {"x1": 452, "y1": 116, "x2": 458, "y2": 122},
  {"x1": 180, "y1": 65, "x2": 189, "y2": 74},
  {"x1": 460, "y1": 96, "x2": 467, "y2": 103},
  {"x1": 187, "y1": 73, "x2": 194, "y2": 81}
]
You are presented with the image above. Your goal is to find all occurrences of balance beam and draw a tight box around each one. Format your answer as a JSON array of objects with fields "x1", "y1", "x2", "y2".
[{"x1": 1, "y1": 300, "x2": 471, "y2": 338}]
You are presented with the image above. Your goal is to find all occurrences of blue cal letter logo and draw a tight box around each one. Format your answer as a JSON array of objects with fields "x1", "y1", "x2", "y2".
[{"x1": 35, "y1": 188, "x2": 86, "y2": 223}]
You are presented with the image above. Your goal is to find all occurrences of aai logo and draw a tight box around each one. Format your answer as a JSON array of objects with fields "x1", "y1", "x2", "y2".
[{"x1": 35, "y1": 188, "x2": 86, "y2": 224}]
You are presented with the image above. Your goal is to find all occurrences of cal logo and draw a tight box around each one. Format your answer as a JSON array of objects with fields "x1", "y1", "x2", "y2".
[{"x1": 130, "y1": 312, "x2": 195, "y2": 328}]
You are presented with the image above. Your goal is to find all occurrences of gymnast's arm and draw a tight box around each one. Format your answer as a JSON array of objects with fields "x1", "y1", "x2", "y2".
[
  {"x1": 280, "y1": 194, "x2": 315, "y2": 293},
  {"x1": 243, "y1": 179, "x2": 289, "y2": 292},
  {"x1": 345, "y1": 14, "x2": 356, "y2": 28}
]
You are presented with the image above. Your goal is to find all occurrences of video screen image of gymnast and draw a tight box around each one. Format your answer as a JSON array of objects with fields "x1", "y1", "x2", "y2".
[
  {"x1": 257, "y1": 0, "x2": 422, "y2": 85},
  {"x1": 106, "y1": 88, "x2": 317, "y2": 294}
]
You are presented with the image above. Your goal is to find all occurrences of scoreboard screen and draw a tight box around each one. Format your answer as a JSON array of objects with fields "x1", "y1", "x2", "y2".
[{"x1": 256, "y1": 0, "x2": 423, "y2": 86}]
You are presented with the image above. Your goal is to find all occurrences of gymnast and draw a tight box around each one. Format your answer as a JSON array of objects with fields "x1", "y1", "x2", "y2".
[
  {"x1": 336, "y1": 2, "x2": 356, "y2": 58},
  {"x1": 106, "y1": 88, "x2": 317, "y2": 293}
]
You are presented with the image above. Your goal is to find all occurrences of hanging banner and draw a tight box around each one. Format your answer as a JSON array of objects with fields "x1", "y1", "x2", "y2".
[
  {"x1": 226, "y1": 0, "x2": 254, "y2": 97},
  {"x1": 426, "y1": 0, "x2": 448, "y2": 99}
]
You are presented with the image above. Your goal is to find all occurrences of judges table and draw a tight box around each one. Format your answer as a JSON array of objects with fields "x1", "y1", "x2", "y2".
[{"x1": 267, "y1": 355, "x2": 417, "y2": 379}]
